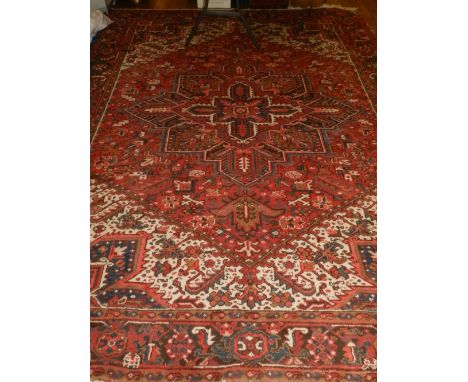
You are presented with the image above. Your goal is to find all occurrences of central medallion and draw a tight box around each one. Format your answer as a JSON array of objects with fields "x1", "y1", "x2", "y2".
[
  {"x1": 125, "y1": 71, "x2": 357, "y2": 186},
  {"x1": 183, "y1": 82, "x2": 300, "y2": 145}
]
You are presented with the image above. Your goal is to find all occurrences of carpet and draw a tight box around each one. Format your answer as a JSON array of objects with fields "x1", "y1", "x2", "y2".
[{"x1": 90, "y1": 8, "x2": 376, "y2": 382}]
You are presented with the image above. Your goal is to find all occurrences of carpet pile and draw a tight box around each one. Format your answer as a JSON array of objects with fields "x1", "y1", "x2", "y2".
[{"x1": 91, "y1": 8, "x2": 376, "y2": 381}]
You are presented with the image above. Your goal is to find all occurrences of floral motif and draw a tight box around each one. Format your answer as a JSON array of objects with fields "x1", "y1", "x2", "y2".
[
  {"x1": 279, "y1": 216, "x2": 305, "y2": 230},
  {"x1": 312, "y1": 195, "x2": 333, "y2": 210},
  {"x1": 165, "y1": 333, "x2": 195, "y2": 362},
  {"x1": 192, "y1": 215, "x2": 216, "y2": 230},
  {"x1": 306, "y1": 331, "x2": 338, "y2": 364}
]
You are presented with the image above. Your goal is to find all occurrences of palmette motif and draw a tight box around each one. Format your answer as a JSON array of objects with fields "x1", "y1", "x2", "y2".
[{"x1": 91, "y1": 8, "x2": 376, "y2": 382}]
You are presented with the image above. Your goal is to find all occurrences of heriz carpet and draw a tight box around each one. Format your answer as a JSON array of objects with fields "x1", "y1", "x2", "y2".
[{"x1": 91, "y1": 8, "x2": 376, "y2": 382}]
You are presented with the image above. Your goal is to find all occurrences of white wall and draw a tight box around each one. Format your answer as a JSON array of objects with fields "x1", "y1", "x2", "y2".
[{"x1": 91, "y1": 0, "x2": 111, "y2": 12}]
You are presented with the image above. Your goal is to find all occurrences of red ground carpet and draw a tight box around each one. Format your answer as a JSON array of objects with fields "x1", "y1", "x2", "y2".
[{"x1": 91, "y1": 8, "x2": 376, "y2": 382}]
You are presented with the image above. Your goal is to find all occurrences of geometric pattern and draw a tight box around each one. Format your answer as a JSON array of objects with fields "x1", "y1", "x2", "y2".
[
  {"x1": 90, "y1": 180, "x2": 376, "y2": 310},
  {"x1": 91, "y1": 8, "x2": 376, "y2": 382},
  {"x1": 125, "y1": 73, "x2": 358, "y2": 187}
]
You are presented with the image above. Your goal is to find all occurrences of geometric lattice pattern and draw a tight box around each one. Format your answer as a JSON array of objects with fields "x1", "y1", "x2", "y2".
[{"x1": 91, "y1": 8, "x2": 376, "y2": 382}]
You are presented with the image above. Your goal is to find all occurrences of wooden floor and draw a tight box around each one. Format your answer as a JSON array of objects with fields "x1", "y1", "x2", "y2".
[{"x1": 114, "y1": 0, "x2": 376, "y2": 32}]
